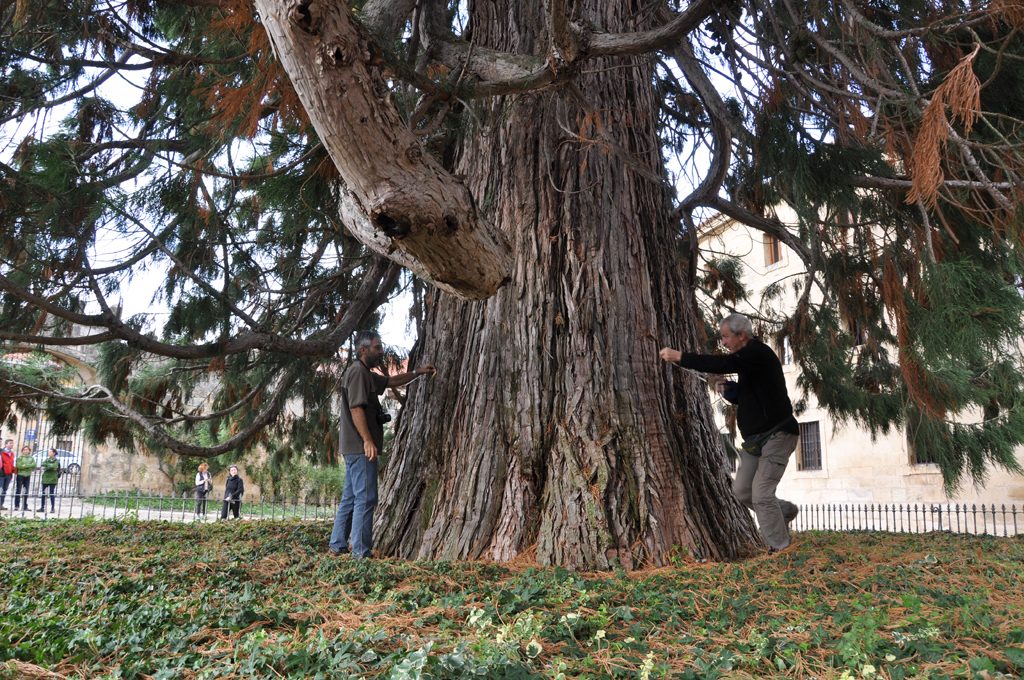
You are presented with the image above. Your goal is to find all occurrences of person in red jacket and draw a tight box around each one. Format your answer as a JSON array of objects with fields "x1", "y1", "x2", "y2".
[{"x1": 0, "y1": 439, "x2": 14, "y2": 511}]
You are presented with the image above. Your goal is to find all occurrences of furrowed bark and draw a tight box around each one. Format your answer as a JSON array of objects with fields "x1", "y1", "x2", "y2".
[
  {"x1": 254, "y1": 0, "x2": 512, "y2": 300},
  {"x1": 375, "y1": 0, "x2": 762, "y2": 568}
]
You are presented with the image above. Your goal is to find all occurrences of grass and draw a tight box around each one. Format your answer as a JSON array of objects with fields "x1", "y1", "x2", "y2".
[{"x1": 0, "y1": 520, "x2": 1021, "y2": 679}]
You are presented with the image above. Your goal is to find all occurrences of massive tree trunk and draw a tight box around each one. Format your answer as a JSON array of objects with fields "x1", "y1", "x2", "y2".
[{"x1": 375, "y1": 1, "x2": 762, "y2": 568}]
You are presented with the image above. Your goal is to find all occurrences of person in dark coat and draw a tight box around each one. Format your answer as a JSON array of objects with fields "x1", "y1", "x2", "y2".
[
  {"x1": 220, "y1": 464, "x2": 244, "y2": 520},
  {"x1": 660, "y1": 313, "x2": 800, "y2": 553}
]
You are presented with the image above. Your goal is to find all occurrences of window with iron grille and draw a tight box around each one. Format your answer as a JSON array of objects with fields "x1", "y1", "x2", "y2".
[
  {"x1": 764, "y1": 235, "x2": 783, "y2": 266},
  {"x1": 798, "y1": 421, "x2": 822, "y2": 470},
  {"x1": 908, "y1": 431, "x2": 936, "y2": 465},
  {"x1": 778, "y1": 336, "x2": 792, "y2": 365}
]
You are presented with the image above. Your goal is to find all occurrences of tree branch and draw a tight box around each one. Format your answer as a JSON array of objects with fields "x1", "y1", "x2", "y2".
[
  {"x1": 0, "y1": 256, "x2": 396, "y2": 360},
  {"x1": 587, "y1": 0, "x2": 716, "y2": 58},
  {"x1": 0, "y1": 51, "x2": 133, "y2": 127},
  {"x1": 702, "y1": 196, "x2": 813, "y2": 264}
]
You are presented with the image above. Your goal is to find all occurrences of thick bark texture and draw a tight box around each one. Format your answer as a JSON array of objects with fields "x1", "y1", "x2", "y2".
[
  {"x1": 376, "y1": 1, "x2": 762, "y2": 567},
  {"x1": 254, "y1": 0, "x2": 512, "y2": 300}
]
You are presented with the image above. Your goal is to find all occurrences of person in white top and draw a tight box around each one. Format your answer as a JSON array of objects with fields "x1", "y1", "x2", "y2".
[{"x1": 194, "y1": 462, "x2": 213, "y2": 518}]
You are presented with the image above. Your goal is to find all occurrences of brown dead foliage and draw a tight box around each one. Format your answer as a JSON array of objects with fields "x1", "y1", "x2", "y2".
[{"x1": 908, "y1": 43, "x2": 982, "y2": 210}]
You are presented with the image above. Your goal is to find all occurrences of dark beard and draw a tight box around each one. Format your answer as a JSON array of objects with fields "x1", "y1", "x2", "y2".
[{"x1": 366, "y1": 353, "x2": 383, "y2": 368}]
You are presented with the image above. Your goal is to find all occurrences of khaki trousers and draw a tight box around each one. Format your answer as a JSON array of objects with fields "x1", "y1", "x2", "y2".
[{"x1": 733, "y1": 431, "x2": 799, "y2": 550}]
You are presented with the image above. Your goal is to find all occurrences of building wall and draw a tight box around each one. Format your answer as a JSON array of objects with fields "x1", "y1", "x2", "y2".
[
  {"x1": 80, "y1": 437, "x2": 176, "y2": 494},
  {"x1": 81, "y1": 440, "x2": 264, "y2": 498},
  {"x1": 699, "y1": 210, "x2": 1024, "y2": 506}
]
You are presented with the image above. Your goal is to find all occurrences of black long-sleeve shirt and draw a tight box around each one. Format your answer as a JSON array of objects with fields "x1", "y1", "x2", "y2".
[
  {"x1": 224, "y1": 474, "x2": 245, "y2": 501},
  {"x1": 676, "y1": 338, "x2": 799, "y2": 438}
]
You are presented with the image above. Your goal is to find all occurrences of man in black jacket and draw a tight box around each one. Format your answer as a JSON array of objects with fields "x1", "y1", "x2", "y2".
[{"x1": 660, "y1": 313, "x2": 799, "y2": 552}]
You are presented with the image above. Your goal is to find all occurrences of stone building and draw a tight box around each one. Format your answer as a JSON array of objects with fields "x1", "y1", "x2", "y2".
[{"x1": 698, "y1": 209, "x2": 1024, "y2": 507}]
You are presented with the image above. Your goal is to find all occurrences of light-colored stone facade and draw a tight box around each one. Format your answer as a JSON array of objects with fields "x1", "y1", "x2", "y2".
[{"x1": 699, "y1": 209, "x2": 1024, "y2": 507}]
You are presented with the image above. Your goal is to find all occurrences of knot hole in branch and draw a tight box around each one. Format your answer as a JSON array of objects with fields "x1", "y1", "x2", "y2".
[
  {"x1": 289, "y1": 0, "x2": 323, "y2": 35},
  {"x1": 376, "y1": 213, "x2": 411, "y2": 238},
  {"x1": 327, "y1": 42, "x2": 351, "y2": 67}
]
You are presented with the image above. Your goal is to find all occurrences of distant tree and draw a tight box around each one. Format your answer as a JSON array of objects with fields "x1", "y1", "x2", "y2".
[{"x1": 2, "y1": 0, "x2": 1023, "y2": 566}]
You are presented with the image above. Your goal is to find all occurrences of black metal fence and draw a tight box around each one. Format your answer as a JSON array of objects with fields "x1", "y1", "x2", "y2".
[
  {"x1": 0, "y1": 490, "x2": 342, "y2": 522},
  {"x1": 790, "y1": 502, "x2": 1021, "y2": 537},
  {"x1": 0, "y1": 491, "x2": 1020, "y2": 538}
]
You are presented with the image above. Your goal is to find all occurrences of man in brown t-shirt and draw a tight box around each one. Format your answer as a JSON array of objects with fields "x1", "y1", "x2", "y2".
[{"x1": 329, "y1": 331, "x2": 436, "y2": 557}]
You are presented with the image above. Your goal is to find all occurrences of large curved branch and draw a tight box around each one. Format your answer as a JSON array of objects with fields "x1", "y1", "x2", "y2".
[
  {"x1": 86, "y1": 376, "x2": 299, "y2": 458},
  {"x1": 0, "y1": 331, "x2": 118, "y2": 345},
  {"x1": 666, "y1": 37, "x2": 748, "y2": 143},
  {"x1": 669, "y1": 37, "x2": 735, "y2": 286},
  {"x1": 253, "y1": 0, "x2": 512, "y2": 300},
  {"x1": 0, "y1": 256, "x2": 395, "y2": 360},
  {"x1": 846, "y1": 176, "x2": 1019, "y2": 191},
  {"x1": 418, "y1": 0, "x2": 715, "y2": 86}
]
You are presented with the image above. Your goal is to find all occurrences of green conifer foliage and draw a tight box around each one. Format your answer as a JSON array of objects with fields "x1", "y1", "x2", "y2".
[{"x1": 0, "y1": 0, "x2": 400, "y2": 463}]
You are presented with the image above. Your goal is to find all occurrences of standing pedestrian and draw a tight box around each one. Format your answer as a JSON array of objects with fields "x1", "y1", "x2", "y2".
[
  {"x1": 13, "y1": 445, "x2": 36, "y2": 512},
  {"x1": 329, "y1": 331, "x2": 436, "y2": 558},
  {"x1": 195, "y1": 462, "x2": 213, "y2": 517},
  {"x1": 220, "y1": 465, "x2": 244, "y2": 520},
  {"x1": 660, "y1": 313, "x2": 800, "y2": 554},
  {"x1": 37, "y1": 448, "x2": 60, "y2": 513},
  {"x1": 0, "y1": 439, "x2": 14, "y2": 510}
]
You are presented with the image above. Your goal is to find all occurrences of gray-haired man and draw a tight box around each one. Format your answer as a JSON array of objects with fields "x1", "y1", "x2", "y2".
[{"x1": 660, "y1": 313, "x2": 800, "y2": 553}]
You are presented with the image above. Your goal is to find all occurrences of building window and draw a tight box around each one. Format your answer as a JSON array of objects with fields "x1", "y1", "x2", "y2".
[
  {"x1": 908, "y1": 432, "x2": 936, "y2": 465},
  {"x1": 764, "y1": 235, "x2": 783, "y2": 266},
  {"x1": 797, "y1": 421, "x2": 822, "y2": 471},
  {"x1": 778, "y1": 336, "x2": 792, "y2": 365}
]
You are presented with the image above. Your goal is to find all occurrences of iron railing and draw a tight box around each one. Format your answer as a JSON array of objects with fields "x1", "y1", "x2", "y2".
[
  {"x1": 0, "y1": 491, "x2": 1020, "y2": 537},
  {"x1": 0, "y1": 489, "x2": 342, "y2": 522},
  {"x1": 790, "y1": 502, "x2": 1021, "y2": 537}
]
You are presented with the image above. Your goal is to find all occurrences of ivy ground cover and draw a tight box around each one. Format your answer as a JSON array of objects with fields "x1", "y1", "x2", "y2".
[{"x1": 0, "y1": 521, "x2": 1021, "y2": 680}]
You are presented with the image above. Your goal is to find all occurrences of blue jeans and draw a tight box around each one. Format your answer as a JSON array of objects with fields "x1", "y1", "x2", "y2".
[
  {"x1": 329, "y1": 454, "x2": 377, "y2": 558},
  {"x1": 39, "y1": 483, "x2": 56, "y2": 511},
  {"x1": 0, "y1": 474, "x2": 10, "y2": 507}
]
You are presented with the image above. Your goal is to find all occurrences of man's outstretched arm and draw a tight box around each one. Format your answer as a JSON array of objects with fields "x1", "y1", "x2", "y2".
[{"x1": 387, "y1": 363, "x2": 437, "y2": 388}]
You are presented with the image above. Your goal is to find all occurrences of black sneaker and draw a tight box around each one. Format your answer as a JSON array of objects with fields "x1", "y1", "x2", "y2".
[{"x1": 327, "y1": 546, "x2": 349, "y2": 556}]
